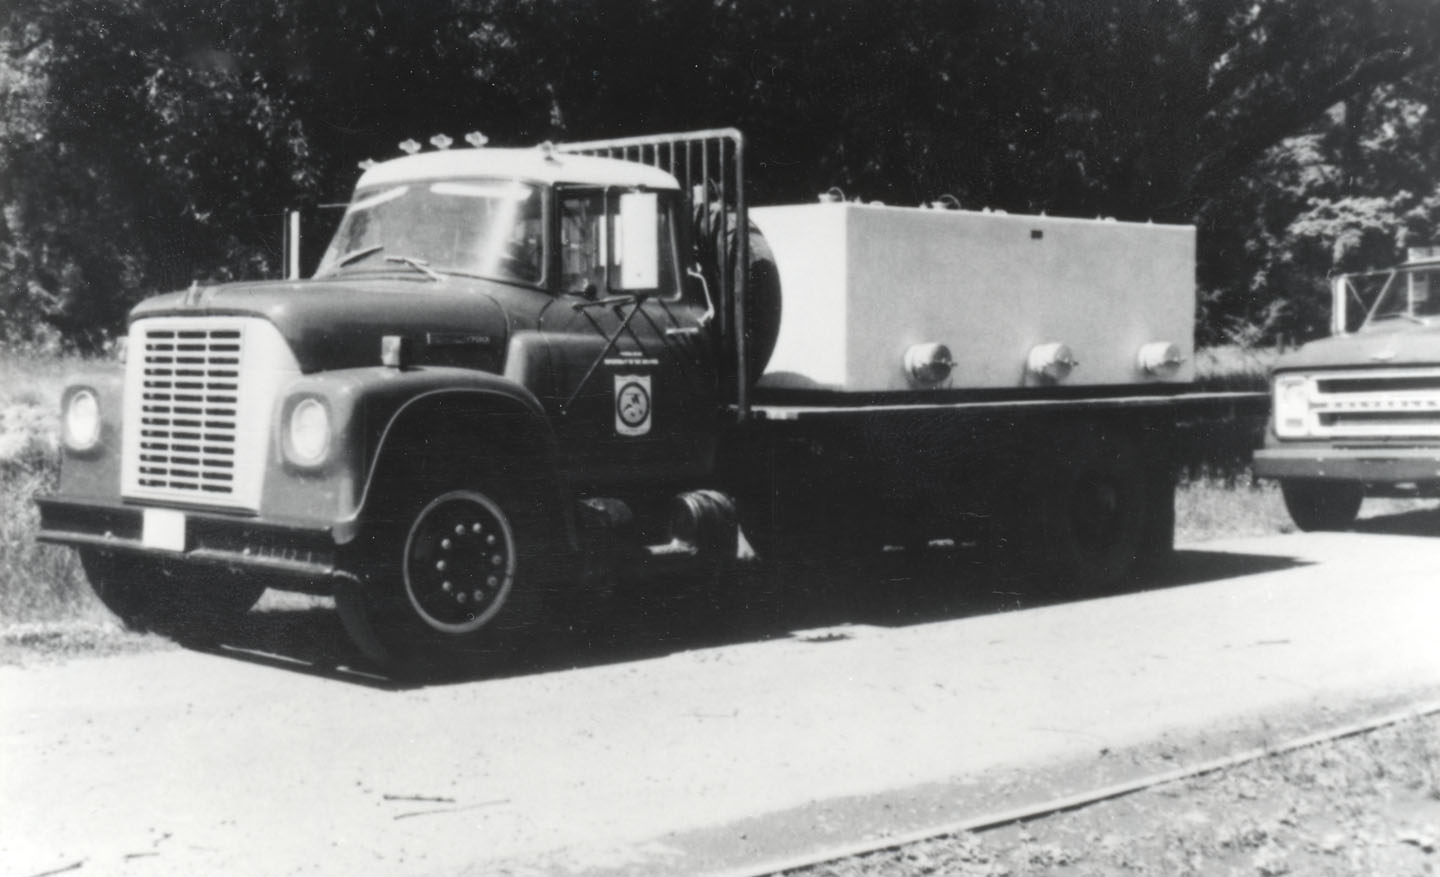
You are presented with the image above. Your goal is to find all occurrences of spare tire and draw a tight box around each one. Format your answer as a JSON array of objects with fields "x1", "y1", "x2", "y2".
[{"x1": 693, "y1": 205, "x2": 783, "y2": 385}]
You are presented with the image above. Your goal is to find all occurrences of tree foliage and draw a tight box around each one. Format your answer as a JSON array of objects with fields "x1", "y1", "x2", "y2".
[{"x1": 3, "y1": 0, "x2": 1439, "y2": 349}]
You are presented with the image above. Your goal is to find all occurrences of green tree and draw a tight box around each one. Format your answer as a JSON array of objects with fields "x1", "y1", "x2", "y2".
[{"x1": 3, "y1": 0, "x2": 1439, "y2": 348}]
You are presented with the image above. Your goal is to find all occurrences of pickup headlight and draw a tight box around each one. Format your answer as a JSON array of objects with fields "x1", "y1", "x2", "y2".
[
  {"x1": 1273, "y1": 374, "x2": 1312, "y2": 438},
  {"x1": 62, "y1": 387, "x2": 102, "y2": 452},
  {"x1": 284, "y1": 396, "x2": 331, "y2": 467}
]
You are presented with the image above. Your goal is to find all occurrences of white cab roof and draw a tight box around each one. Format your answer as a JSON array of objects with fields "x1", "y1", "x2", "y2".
[{"x1": 356, "y1": 147, "x2": 680, "y2": 190}]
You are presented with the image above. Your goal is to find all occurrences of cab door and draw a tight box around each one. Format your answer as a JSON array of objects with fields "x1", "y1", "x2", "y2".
[{"x1": 536, "y1": 187, "x2": 718, "y2": 487}]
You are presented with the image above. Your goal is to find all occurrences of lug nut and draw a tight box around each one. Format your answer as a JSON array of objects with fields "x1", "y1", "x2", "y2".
[
  {"x1": 441, "y1": 580, "x2": 452, "y2": 592},
  {"x1": 457, "y1": 592, "x2": 467, "y2": 604},
  {"x1": 454, "y1": 524, "x2": 465, "y2": 536},
  {"x1": 472, "y1": 590, "x2": 483, "y2": 602},
  {"x1": 487, "y1": 575, "x2": 498, "y2": 588},
  {"x1": 472, "y1": 523, "x2": 482, "y2": 534},
  {"x1": 486, "y1": 534, "x2": 497, "y2": 546},
  {"x1": 436, "y1": 559, "x2": 447, "y2": 572},
  {"x1": 491, "y1": 554, "x2": 503, "y2": 567},
  {"x1": 441, "y1": 538, "x2": 452, "y2": 550}
]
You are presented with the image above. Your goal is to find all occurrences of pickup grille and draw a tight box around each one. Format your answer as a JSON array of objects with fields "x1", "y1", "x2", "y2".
[
  {"x1": 136, "y1": 327, "x2": 242, "y2": 495},
  {"x1": 122, "y1": 317, "x2": 300, "y2": 511},
  {"x1": 1306, "y1": 367, "x2": 1440, "y2": 439}
]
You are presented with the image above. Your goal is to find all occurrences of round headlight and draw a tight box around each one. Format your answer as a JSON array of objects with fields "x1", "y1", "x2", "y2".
[
  {"x1": 1279, "y1": 379, "x2": 1308, "y2": 406},
  {"x1": 63, "y1": 388, "x2": 101, "y2": 452},
  {"x1": 287, "y1": 397, "x2": 331, "y2": 467}
]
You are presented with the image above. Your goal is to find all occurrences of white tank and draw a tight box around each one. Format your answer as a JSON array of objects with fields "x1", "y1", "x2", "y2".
[{"x1": 750, "y1": 202, "x2": 1195, "y2": 393}]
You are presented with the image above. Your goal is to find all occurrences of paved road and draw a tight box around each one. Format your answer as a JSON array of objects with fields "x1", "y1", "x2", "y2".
[{"x1": 5, "y1": 529, "x2": 1440, "y2": 876}]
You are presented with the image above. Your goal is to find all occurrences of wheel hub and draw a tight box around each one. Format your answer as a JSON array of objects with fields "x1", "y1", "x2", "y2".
[{"x1": 403, "y1": 491, "x2": 516, "y2": 634}]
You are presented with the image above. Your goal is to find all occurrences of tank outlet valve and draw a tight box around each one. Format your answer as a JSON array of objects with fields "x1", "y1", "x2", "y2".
[
  {"x1": 904, "y1": 343, "x2": 955, "y2": 387},
  {"x1": 1027, "y1": 343, "x2": 1078, "y2": 383},
  {"x1": 1137, "y1": 341, "x2": 1185, "y2": 376}
]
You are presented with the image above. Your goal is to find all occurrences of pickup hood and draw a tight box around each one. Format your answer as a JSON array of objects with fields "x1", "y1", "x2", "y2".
[
  {"x1": 1274, "y1": 322, "x2": 1440, "y2": 373},
  {"x1": 129, "y1": 276, "x2": 541, "y2": 373}
]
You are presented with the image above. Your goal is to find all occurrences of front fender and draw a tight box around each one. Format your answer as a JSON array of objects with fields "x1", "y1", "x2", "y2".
[{"x1": 264, "y1": 366, "x2": 570, "y2": 545}]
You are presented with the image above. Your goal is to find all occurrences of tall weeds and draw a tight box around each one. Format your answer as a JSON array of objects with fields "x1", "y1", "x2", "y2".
[{"x1": 1, "y1": 348, "x2": 100, "y2": 624}]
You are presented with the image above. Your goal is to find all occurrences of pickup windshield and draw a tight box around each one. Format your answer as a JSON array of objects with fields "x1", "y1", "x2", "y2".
[
  {"x1": 1366, "y1": 267, "x2": 1440, "y2": 325},
  {"x1": 315, "y1": 179, "x2": 544, "y2": 285}
]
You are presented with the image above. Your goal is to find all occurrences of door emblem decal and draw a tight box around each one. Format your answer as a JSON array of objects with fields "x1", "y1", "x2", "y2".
[{"x1": 614, "y1": 374, "x2": 652, "y2": 437}]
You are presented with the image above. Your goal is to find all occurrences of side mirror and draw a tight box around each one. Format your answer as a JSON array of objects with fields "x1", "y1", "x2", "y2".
[
  {"x1": 617, "y1": 192, "x2": 659, "y2": 290},
  {"x1": 1331, "y1": 275, "x2": 1348, "y2": 336},
  {"x1": 284, "y1": 209, "x2": 302, "y2": 280}
]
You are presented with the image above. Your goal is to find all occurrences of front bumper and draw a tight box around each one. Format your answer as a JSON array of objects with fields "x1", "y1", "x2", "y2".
[
  {"x1": 1252, "y1": 445, "x2": 1440, "y2": 484},
  {"x1": 37, "y1": 496, "x2": 343, "y2": 592}
]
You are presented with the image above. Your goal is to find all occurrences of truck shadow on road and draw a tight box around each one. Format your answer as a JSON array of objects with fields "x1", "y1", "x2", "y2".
[
  {"x1": 186, "y1": 542, "x2": 1312, "y2": 689},
  {"x1": 1352, "y1": 505, "x2": 1440, "y2": 537}
]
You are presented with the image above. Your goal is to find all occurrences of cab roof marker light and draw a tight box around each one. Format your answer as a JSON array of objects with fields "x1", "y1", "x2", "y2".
[
  {"x1": 357, "y1": 158, "x2": 376, "y2": 171},
  {"x1": 465, "y1": 131, "x2": 489, "y2": 148},
  {"x1": 429, "y1": 134, "x2": 453, "y2": 150},
  {"x1": 398, "y1": 138, "x2": 421, "y2": 155}
]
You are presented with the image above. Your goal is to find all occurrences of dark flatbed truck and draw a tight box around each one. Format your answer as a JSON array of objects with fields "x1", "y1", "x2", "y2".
[{"x1": 37, "y1": 129, "x2": 1264, "y2": 671}]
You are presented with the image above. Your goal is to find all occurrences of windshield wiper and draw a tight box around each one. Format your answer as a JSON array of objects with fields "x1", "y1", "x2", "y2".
[
  {"x1": 337, "y1": 244, "x2": 385, "y2": 267},
  {"x1": 385, "y1": 255, "x2": 442, "y2": 282}
]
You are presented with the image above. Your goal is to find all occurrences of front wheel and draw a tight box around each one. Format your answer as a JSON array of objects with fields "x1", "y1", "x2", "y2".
[
  {"x1": 337, "y1": 483, "x2": 554, "y2": 674},
  {"x1": 1280, "y1": 480, "x2": 1363, "y2": 531},
  {"x1": 79, "y1": 550, "x2": 266, "y2": 638}
]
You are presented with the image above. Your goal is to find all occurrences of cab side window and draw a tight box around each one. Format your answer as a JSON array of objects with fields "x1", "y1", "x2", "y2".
[
  {"x1": 558, "y1": 188, "x2": 680, "y2": 298},
  {"x1": 560, "y1": 191, "x2": 606, "y2": 295}
]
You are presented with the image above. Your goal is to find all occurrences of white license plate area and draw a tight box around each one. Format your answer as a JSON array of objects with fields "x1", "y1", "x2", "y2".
[{"x1": 142, "y1": 508, "x2": 187, "y2": 552}]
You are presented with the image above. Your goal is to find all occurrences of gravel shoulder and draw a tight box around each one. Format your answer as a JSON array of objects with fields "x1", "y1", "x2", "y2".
[{"x1": 779, "y1": 710, "x2": 1440, "y2": 877}]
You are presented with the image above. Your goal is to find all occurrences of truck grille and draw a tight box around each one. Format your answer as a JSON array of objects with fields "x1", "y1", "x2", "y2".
[
  {"x1": 136, "y1": 327, "x2": 242, "y2": 494},
  {"x1": 122, "y1": 317, "x2": 300, "y2": 511},
  {"x1": 1308, "y1": 367, "x2": 1440, "y2": 439}
]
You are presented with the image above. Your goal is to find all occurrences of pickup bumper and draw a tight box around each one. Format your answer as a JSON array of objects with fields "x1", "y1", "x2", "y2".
[
  {"x1": 36, "y1": 496, "x2": 343, "y2": 591},
  {"x1": 1252, "y1": 446, "x2": 1440, "y2": 484}
]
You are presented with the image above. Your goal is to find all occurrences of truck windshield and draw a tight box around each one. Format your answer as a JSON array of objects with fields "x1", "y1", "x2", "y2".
[
  {"x1": 1367, "y1": 268, "x2": 1440, "y2": 325},
  {"x1": 315, "y1": 179, "x2": 544, "y2": 285}
]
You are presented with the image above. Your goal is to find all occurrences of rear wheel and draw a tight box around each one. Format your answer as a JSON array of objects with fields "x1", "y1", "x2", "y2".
[
  {"x1": 1280, "y1": 480, "x2": 1363, "y2": 531},
  {"x1": 79, "y1": 550, "x2": 266, "y2": 638},
  {"x1": 1029, "y1": 425, "x2": 1148, "y2": 594},
  {"x1": 337, "y1": 477, "x2": 555, "y2": 674}
]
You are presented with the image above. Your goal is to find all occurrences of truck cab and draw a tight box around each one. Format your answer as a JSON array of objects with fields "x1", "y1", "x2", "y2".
[
  {"x1": 39, "y1": 138, "x2": 734, "y2": 670},
  {"x1": 1253, "y1": 247, "x2": 1440, "y2": 529}
]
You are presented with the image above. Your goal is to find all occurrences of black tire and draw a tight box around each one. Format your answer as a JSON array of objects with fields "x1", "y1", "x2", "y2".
[
  {"x1": 1136, "y1": 463, "x2": 1178, "y2": 574},
  {"x1": 79, "y1": 549, "x2": 266, "y2": 638},
  {"x1": 1280, "y1": 480, "x2": 1363, "y2": 532},
  {"x1": 1029, "y1": 425, "x2": 1148, "y2": 594},
  {"x1": 336, "y1": 475, "x2": 557, "y2": 674},
  {"x1": 667, "y1": 490, "x2": 745, "y2": 628}
]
